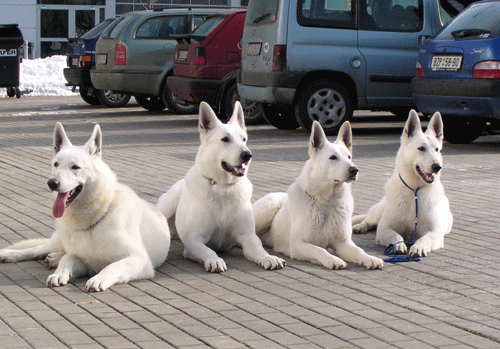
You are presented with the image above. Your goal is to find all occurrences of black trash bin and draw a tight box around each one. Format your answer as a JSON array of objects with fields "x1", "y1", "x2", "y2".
[{"x1": 0, "y1": 24, "x2": 24, "y2": 98}]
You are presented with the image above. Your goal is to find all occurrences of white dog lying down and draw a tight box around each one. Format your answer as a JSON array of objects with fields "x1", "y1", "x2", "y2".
[
  {"x1": 158, "y1": 102, "x2": 286, "y2": 272},
  {"x1": 253, "y1": 121, "x2": 384, "y2": 270},
  {"x1": 0, "y1": 123, "x2": 171, "y2": 292},
  {"x1": 353, "y1": 110, "x2": 453, "y2": 257}
]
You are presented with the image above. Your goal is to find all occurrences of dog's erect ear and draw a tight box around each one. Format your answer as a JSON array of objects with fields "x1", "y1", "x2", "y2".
[
  {"x1": 337, "y1": 121, "x2": 353, "y2": 153},
  {"x1": 53, "y1": 122, "x2": 72, "y2": 154},
  {"x1": 403, "y1": 109, "x2": 422, "y2": 138},
  {"x1": 228, "y1": 101, "x2": 246, "y2": 132},
  {"x1": 199, "y1": 102, "x2": 220, "y2": 134},
  {"x1": 309, "y1": 121, "x2": 327, "y2": 155},
  {"x1": 85, "y1": 124, "x2": 102, "y2": 158},
  {"x1": 426, "y1": 111, "x2": 444, "y2": 141}
]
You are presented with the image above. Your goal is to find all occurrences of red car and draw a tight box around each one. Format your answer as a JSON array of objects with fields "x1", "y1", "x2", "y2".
[{"x1": 167, "y1": 9, "x2": 264, "y2": 123}]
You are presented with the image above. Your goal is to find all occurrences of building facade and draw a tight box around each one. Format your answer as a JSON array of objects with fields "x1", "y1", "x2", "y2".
[{"x1": 0, "y1": 0, "x2": 245, "y2": 58}]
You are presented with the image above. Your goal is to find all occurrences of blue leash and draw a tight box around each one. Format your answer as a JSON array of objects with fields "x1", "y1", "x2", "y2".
[{"x1": 383, "y1": 174, "x2": 421, "y2": 263}]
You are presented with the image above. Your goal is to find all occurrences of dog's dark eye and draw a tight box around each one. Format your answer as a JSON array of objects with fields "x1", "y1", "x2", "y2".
[
  {"x1": 348, "y1": 155, "x2": 352, "y2": 160},
  {"x1": 221, "y1": 136, "x2": 230, "y2": 143},
  {"x1": 418, "y1": 146, "x2": 426, "y2": 152},
  {"x1": 330, "y1": 155, "x2": 338, "y2": 160},
  {"x1": 242, "y1": 137, "x2": 247, "y2": 142},
  {"x1": 53, "y1": 162, "x2": 59, "y2": 168},
  {"x1": 436, "y1": 147, "x2": 440, "y2": 152},
  {"x1": 71, "y1": 165, "x2": 81, "y2": 170}
]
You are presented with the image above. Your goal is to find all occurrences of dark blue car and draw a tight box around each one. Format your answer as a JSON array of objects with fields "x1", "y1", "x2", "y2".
[
  {"x1": 64, "y1": 18, "x2": 131, "y2": 107},
  {"x1": 412, "y1": 0, "x2": 500, "y2": 143}
]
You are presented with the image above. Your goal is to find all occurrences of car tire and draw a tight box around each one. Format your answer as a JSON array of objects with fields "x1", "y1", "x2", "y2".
[
  {"x1": 162, "y1": 84, "x2": 198, "y2": 115},
  {"x1": 262, "y1": 105, "x2": 300, "y2": 130},
  {"x1": 295, "y1": 80, "x2": 353, "y2": 136},
  {"x1": 222, "y1": 83, "x2": 265, "y2": 124},
  {"x1": 79, "y1": 87, "x2": 101, "y2": 105},
  {"x1": 442, "y1": 115, "x2": 484, "y2": 144},
  {"x1": 135, "y1": 96, "x2": 167, "y2": 112},
  {"x1": 96, "y1": 89, "x2": 131, "y2": 108}
]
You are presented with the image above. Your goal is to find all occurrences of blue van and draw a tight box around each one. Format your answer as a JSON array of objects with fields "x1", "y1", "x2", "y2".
[{"x1": 237, "y1": 0, "x2": 463, "y2": 135}]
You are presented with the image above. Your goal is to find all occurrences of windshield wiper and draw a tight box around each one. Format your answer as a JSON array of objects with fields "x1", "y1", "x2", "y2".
[
  {"x1": 451, "y1": 28, "x2": 490, "y2": 39},
  {"x1": 253, "y1": 12, "x2": 272, "y2": 24}
]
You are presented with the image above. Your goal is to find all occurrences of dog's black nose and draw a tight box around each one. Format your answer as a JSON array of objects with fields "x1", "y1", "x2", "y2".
[
  {"x1": 47, "y1": 179, "x2": 59, "y2": 191},
  {"x1": 432, "y1": 163, "x2": 442, "y2": 173},
  {"x1": 241, "y1": 150, "x2": 252, "y2": 163},
  {"x1": 349, "y1": 166, "x2": 359, "y2": 176}
]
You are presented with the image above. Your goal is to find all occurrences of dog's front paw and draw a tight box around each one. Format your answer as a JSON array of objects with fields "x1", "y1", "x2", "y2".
[
  {"x1": 323, "y1": 255, "x2": 347, "y2": 270},
  {"x1": 86, "y1": 275, "x2": 113, "y2": 292},
  {"x1": 204, "y1": 257, "x2": 227, "y2": 273},
  {"x1": 352, "y1": 223, "x2": 368, "y2": 234},
  {"x1": 47, "y1": 271, "x2": 70, "y2": 287},
  {"x1": 362, "y1": 256, "x2": 384, "y2": 270},
  {"x1": 259, "y1": 255, "x2": 287, "y2": 270},
  {"x1": 409, "y1": 235, "x2": 442, "y2": 257},
  {"x1": 45, "y1": 252, "x2": 65, "y2": 269}
]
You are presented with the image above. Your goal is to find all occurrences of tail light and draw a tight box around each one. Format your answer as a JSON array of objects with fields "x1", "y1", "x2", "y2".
[
  {"x1": 416, "y1": 61, "x2": 424, "y2": 77},
  {"x1": 115, "y1": 44, "x2": 126, "y2": 65},
  {"x1": 272, "y1": 45, "x2": 286, "y2": 72},
  {"x1": 193, "y1": 47, "x2": 206, "y2": 65},
  {"x1": 473, "y1": 61, "x2": 500, "y2": 79},
  {"x1": 80, "y1": 55, "x2": 92, "y2": 68}
]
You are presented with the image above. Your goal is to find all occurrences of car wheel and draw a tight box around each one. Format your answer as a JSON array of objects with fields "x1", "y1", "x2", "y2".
[
  {"x1": 442, "y1": 115, "x2": 484, "y2": 144},
  {"x1": 135, "y1": 95, "x2": 167, "y2": 112},
  {"x1": 162, "y1": 84, "x2": 198, "y2": 115},
  {"x1": 79, "y1": 87, "x2": 101, "y2": 105},
  {"x1": 295, "y1": 80, "x2": 353, "y2": 136},
  {"x1": 223, "y1": 83, "x2": 265, "y2": 124},
  {"x1": 96, "y1": 89, "x2": 131, "y2": 108},
  {"x1": 262, "y1": 105, "x2": 300, "y2": 130}
]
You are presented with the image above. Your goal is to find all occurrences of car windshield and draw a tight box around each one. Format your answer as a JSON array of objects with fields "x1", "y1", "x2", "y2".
[
  {"x1": 80, "y1": 18, "x2": 114, "y2": 39},
  {"x1": 189, "y1": 14, "x2": 226, "y2": 42},
  {"x1": 246, "y1": 0, "x2": 278, "y2": 24},
  {"x1": 435, "y1": 1, "x2": 500, "y2": 39}
]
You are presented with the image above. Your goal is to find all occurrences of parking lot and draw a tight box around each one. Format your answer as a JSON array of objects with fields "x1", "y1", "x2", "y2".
[{"x1": 1, "y1": 95, "x2": 500, "y2": 349}]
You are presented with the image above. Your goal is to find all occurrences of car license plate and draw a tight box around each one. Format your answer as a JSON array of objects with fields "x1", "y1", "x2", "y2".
[
  {"x1": 72, "y1": 57, "x2": 79, "y2": 67},
  {"x1": 431, "y1": 55, "x2": 462, "y2": 71},
  {"x1": 247, "y1": 43, "x2": 262, "y2": 56},
  {"x1": 177, "y1": 50, "x2": 188, "y2": 61},
  {"x1": 96, "y1": 54, "x2": 107, "y2": 65}
]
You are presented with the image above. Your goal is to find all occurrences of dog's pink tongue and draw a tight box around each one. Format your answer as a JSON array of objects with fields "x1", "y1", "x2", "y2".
[{"x1": 53, "y1": 192, "x2": 70, "y2": 218}]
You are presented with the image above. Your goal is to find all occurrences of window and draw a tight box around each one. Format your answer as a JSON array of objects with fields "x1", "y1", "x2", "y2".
[
  {"x1": 246, "y1": 0, "x2": 278, "y2": 25},
  {"x1": 41, "y1": 9, "x2": 68, "y2": 38},
  {"x1": 361, "y1": 0, "x2": 423, "y2": 32},
  {"x1": 136, "y1": 16, "x2": 188, "y2": 39},
  {"x1": 298, "y1": 0, "x2": 355, "y2": 29}
]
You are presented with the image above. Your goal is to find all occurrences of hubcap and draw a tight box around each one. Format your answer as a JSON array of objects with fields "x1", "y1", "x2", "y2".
[{"x1": 307, "y1": 88, "x2": 345, "y2": 127}]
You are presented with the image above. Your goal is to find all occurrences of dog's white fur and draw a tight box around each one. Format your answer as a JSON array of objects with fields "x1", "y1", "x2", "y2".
[
  {"x1": 253, "y1": 121, "x2": 384, "y2": 270},
  {"x1": 352, "y1": 110, "x2": 453, "y2": 256},
  {"x1": 0, "y1": 123, "x2": 170, "y2": 292},
  {"x1": 157, "y1": 102, "x2": 286, "y2": 272}
]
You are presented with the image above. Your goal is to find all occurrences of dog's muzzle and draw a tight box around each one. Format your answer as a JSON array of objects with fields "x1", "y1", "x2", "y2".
[{"x1": 47, "y1": 178, "x2": 59, "y2": 191}]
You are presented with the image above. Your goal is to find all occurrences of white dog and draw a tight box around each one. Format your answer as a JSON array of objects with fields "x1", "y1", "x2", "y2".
[
  {"x1": 0, "y1": 123, "x2": 171, "y2": 292},
  {"x1": 157, "y1": 102, "x2": 286, "y2": 272},
  {"x1": 252, "y1": 121, "x2": 384, "y2": 270},
  {"x1": 352, "y1": 110, "x2": 453, "y2": 257}
]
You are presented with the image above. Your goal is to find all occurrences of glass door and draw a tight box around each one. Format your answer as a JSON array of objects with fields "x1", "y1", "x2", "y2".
[{"x1": 38, "y1": 6, "x2": 103, "y2": 58}]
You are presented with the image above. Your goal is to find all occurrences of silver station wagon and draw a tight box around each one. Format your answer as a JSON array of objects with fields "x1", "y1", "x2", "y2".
[
  {"x1": 91, "y1": 8, "x2": 221, "y2": 113},
  {"x1": 237, "y1": 0, "x2": 464, "y2": 135}
]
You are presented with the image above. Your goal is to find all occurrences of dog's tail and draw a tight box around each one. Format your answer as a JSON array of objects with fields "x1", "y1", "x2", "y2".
[
  {"x1": 4, "y1": 238, "x2": 49, "y2": 250},
  {"x1": 253, "y1": 193, "x2": 287, "y2": 236}
]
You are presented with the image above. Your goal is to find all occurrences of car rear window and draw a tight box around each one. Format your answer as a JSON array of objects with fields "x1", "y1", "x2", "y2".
[
  {"x1": 80, "y1": 18, "x2": 113, "y2": 39},
  {"x1": 246, "y1": 0, "x2": 278, "y2": 25},
  {"x1": 298, "y1": 0, "x2": 355, "y2": 29},
  {"x1": 435, "y1": 1, "x2": 500, "y2": 39},
  {"x1": 101, "y1": 14, "x2": 135, "y2": 39},
  {"x1": 190, "y1": 15, "x2": 227, "y2": 42}
]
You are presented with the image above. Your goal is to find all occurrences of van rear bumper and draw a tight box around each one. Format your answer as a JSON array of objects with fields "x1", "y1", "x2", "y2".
[{"x1": 237, "y1": 70, "x2": 305, "y2": 105}]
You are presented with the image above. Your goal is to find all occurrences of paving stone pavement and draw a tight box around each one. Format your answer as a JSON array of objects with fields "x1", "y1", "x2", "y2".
[{"x1": 1, "y1": 96, "x2": 500, "y2": 349}]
